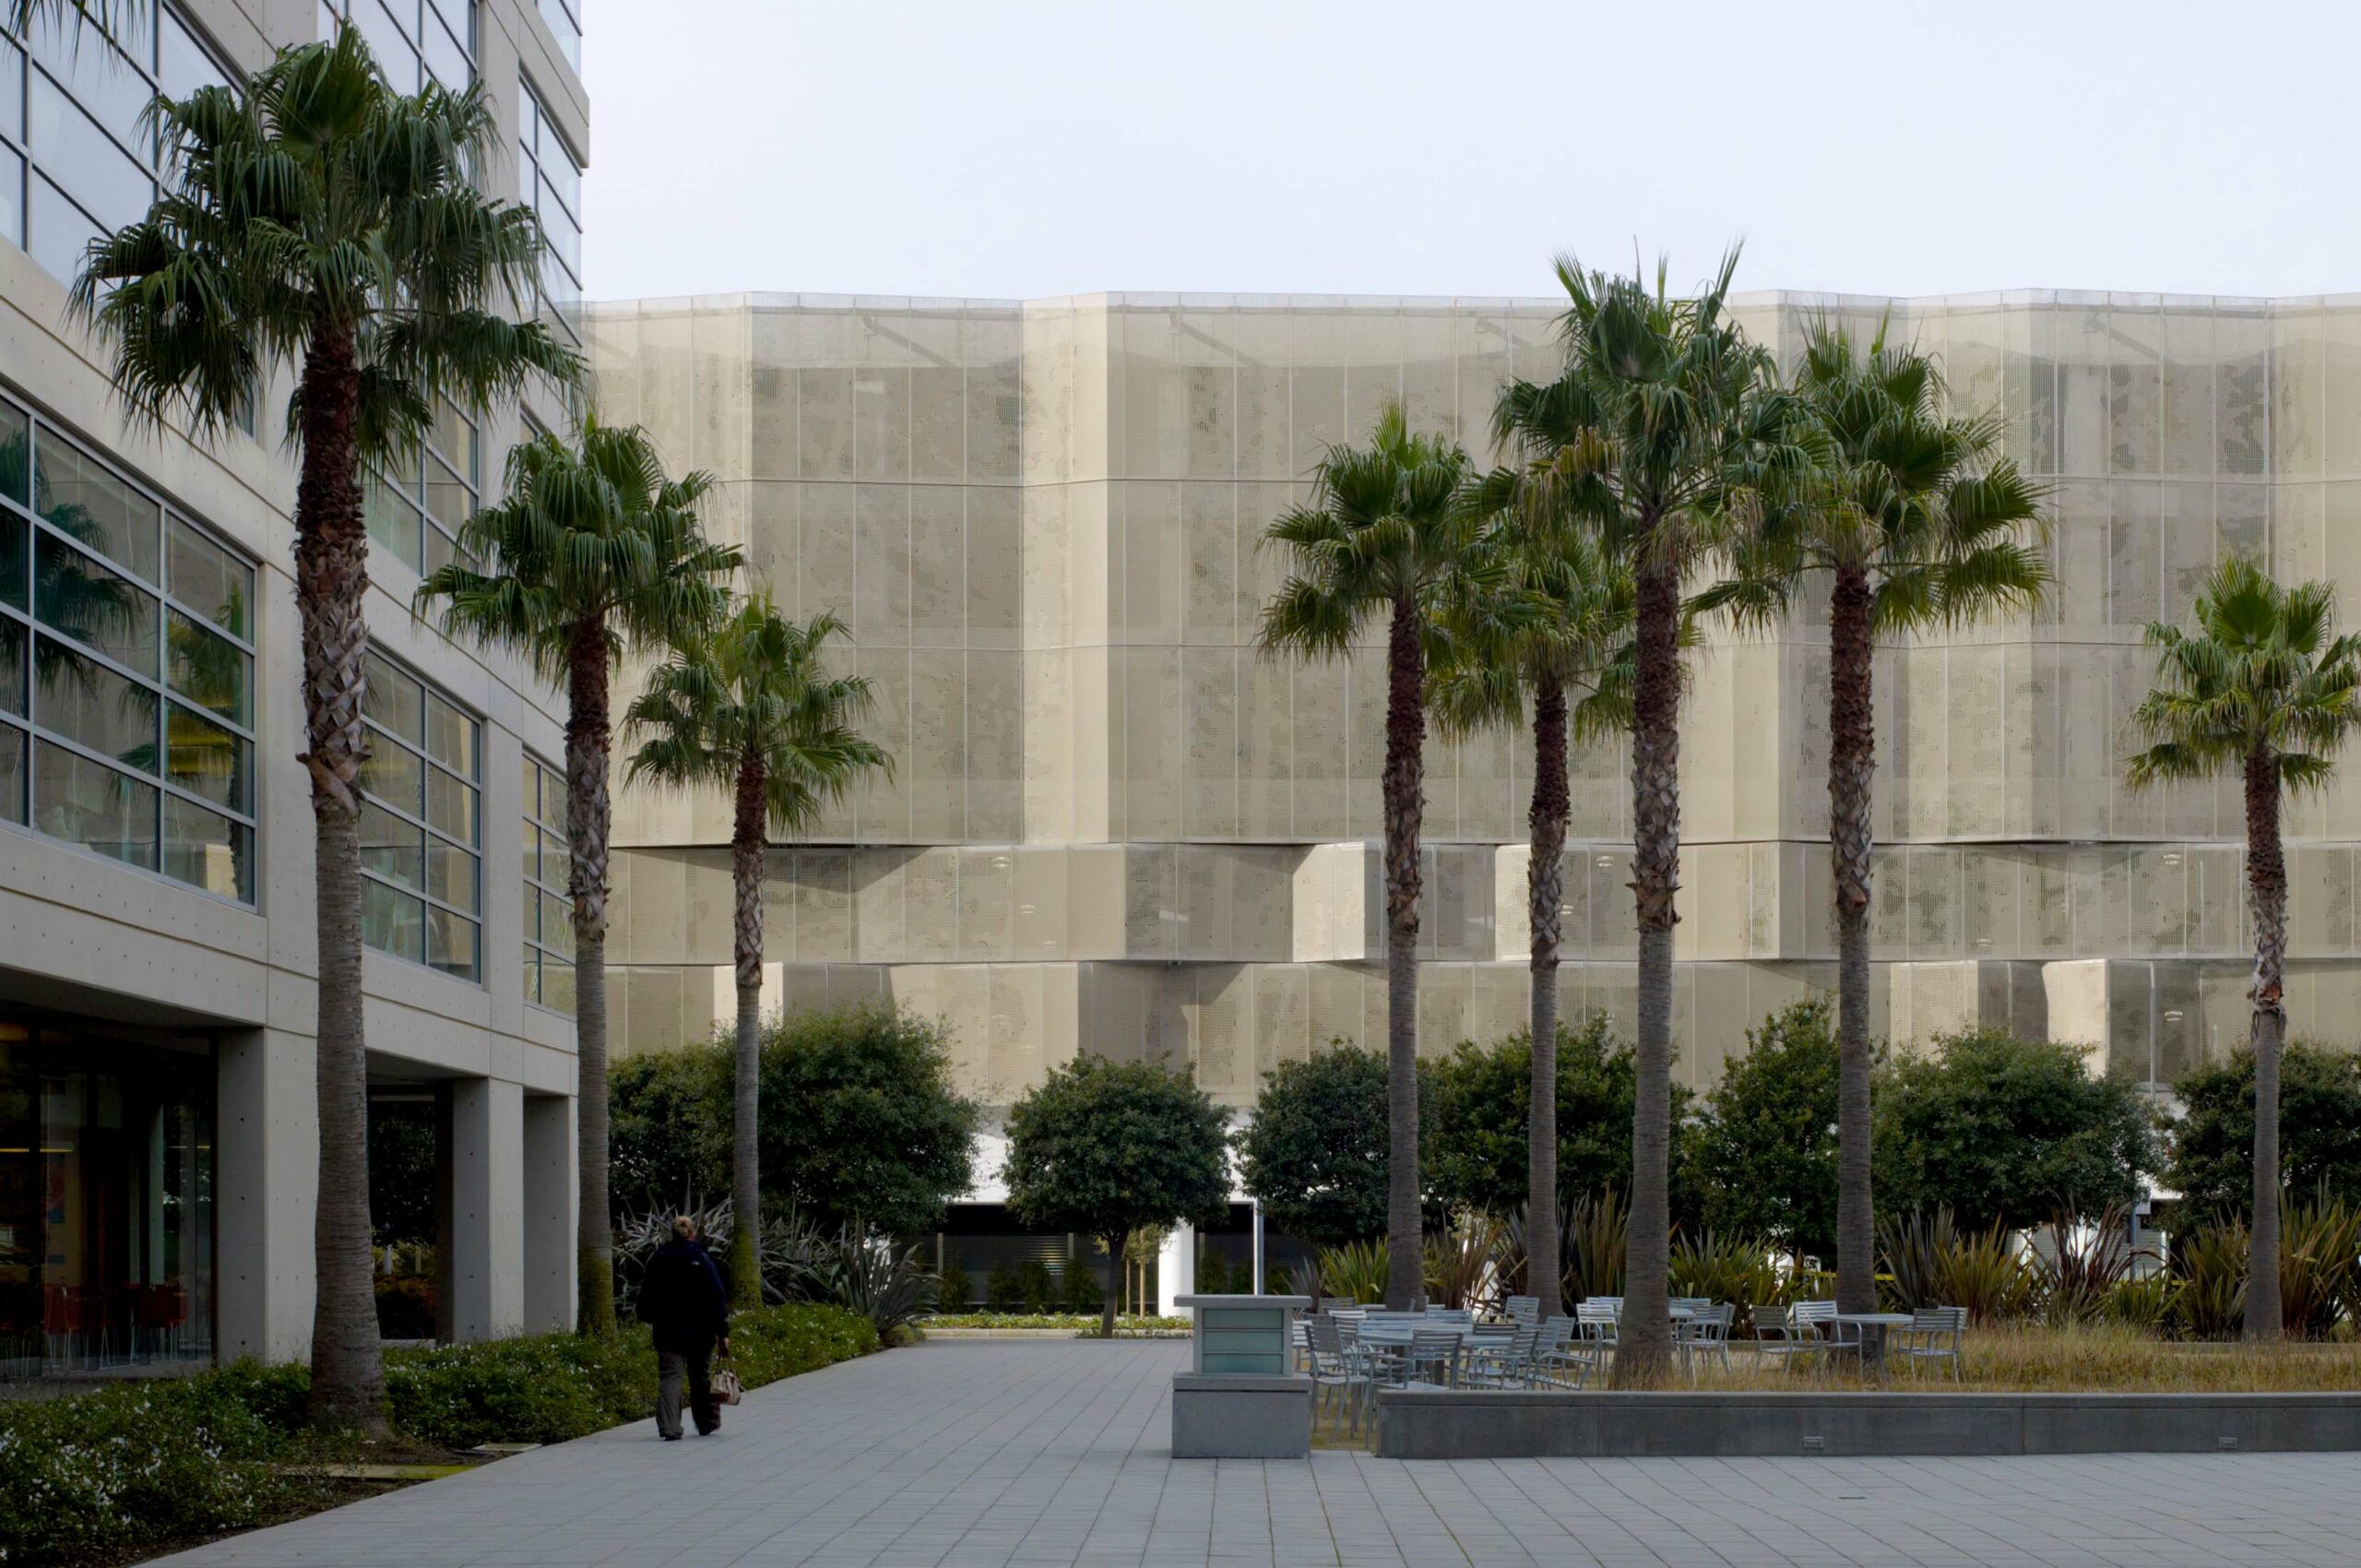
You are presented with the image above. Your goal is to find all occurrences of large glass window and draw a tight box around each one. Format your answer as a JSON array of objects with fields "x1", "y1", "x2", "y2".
[
  {"x1": 518, "y1": 78, "x2": 580, "y2": 347},
  {"x1": 0, "y1": 389, "x2": 257, "y2": 901},
  {"x1": 520, "y1": 754, "x2": 573, "y2": 1014},
  {"x1": 365, "y1": 395, "x2": 478, "y2": 576},
  {"x1": 0, "y1": 1020, "x2": 214, "y2": 1380},
  {"x1": 361, "y1": 649, "x2": 481, "y2": 981},
  {"x1": 537, "y1": 0, "x2": 579, "y2": 73},
  {"x1": 0, "y1": 4, "x2": 229, "y2": 283},
  {"x1": 317, "y1": 0, "x2": 474, "y2": 94}
]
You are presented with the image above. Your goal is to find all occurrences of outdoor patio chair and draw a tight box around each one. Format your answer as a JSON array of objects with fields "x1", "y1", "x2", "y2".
[
  {"x1": 1423, "y1": 1307, "x2": 1475, "y2": 1328},
  {"x1": 1465, "y1": 1324, "x2": 1540, "y2": 1388},
  {"x1": 1308, "y1": 1313, "x2": 1377, "y2": 1436},
  {"x1": 1532, "y1": 1315, "x2": 1596, "y2": 1388},
  {"x1": 1901, "y1": 1306, "x2": 1967, "y2": 1382},
  {"x1": 1397, "y1": 1328, "x2": 1465, "y2": 1390},
  {"x1": 1675, "y1": 1301, "x2": 1735, "y2": 1380},
  {"x1": 1753, "y1": 1301, "x2": 1830, "y2": 1370},
  {"x1": 1503, "y1": 1294, "x2": 1540, "y2": 1325},
  {"x1": 1574, "y1": 1300, "x2": 1620, "y2": 1361}
]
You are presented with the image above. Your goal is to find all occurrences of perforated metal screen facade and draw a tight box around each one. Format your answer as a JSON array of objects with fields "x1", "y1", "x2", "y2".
[{"x1": 588, "y1": 290, "x2": 2361, "y2": 1106}]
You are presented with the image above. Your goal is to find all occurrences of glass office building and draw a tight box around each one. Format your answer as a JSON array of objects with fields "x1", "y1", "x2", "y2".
[
  {"x1": 587, "y1": 291, "x2": 2361, "y2": 1113},
  {"x1": 0, "y1": 0, "x2": 587, "y2": 1378}
]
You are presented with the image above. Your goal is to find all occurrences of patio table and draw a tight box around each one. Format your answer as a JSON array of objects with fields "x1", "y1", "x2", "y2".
[{"x1": 1832, "y1": 1311, "x2": 1915, "y2": 1382}]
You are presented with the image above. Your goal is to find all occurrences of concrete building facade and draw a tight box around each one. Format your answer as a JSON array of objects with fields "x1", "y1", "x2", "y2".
[
  {"x1": 0, "y1": 0, "x2": 587, "y2": 1377},
  {"x1": 586, "y1": 289, "x2": 2361, "y2": 1133}
]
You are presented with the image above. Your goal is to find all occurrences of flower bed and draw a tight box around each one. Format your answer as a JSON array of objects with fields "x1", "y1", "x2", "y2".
[{"x1": 0, "y1": 1303, "x2": 877, "y2": 1566}]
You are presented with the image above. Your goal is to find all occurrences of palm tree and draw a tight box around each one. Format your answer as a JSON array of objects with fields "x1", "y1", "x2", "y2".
[
  {"x1": 624, "y1": 597, "x2": 887, "y2": 1308},
  {"x1": 1529, "y1": 252, "x2": 1804, "y2": 1385},
  {"x1": 70, "y1": 22, "x2": 574, "y2": 1429},
  {"x1": 1701, "y1": 324, "x2": 2047, "y2": 1319},
  {"x1": 420, "y1": 418, "x2": 739, "y2": 1334},
  {"x1": 1259, "y1": 402, "x2": 1482, "y2": 1310},
  {"x1": 2127, "y1": 558, "x2": 2361, "y2": 1343},
  {"x1": 1430, "y1": 493, "x2": 1634, "y2": 1322}
]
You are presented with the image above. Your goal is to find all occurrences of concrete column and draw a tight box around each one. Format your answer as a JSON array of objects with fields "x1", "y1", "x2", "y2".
[
  {"x1": 521, "y1": 1093, "x2": 576, "y2": 1333},
  {"x1": 1157, "y1": 1221, "x2": 1196, "y2": 1316},
  {"x1": 445, "y1": 1076, "x2": 525, "y2": 1342},
  {"x1": 216, "y1": 1028, "x2": 317, "y2": 1364}
]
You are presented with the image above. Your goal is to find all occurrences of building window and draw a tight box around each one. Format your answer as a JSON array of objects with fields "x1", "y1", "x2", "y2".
[
  {"x1": 365, "y1": 396, "x2": 478, "y2": 576},
  {"x1": 521, "y1": 754, "x2": 574, "y2": 1014},
  {"x1": 0, "y1": 1021, "x2": 215, "y2": 1378},
  {"x1": 0, "y1": 2, "x2": 231, "y2": 285},
  {"x1": 318, "y1": 0, "x2": 474, "y2": 93},
  {"x1": 537, "y1": 0, "x2": 579, "y2": 73},
  {"x1": 360, "y1": 649, "x2": 481, "y2": 981},
  {"x1": 518, "y1": 78, "x2": 580, "y2": 347},
  {"x1": 0, "y1": 391, "x2": 258, "y2": 903}
]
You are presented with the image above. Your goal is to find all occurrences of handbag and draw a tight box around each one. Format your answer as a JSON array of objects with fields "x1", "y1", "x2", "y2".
[{"x1": 711, "y1": 1361, "x2": 742, "y2": 1406}]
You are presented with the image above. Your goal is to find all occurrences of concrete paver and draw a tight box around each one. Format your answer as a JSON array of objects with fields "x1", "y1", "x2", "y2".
[{"x1": 152, "y1": 1339, "x2": 2361, "y2": 1567}]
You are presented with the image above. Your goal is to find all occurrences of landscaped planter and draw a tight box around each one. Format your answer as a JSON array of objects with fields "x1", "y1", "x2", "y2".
[{"x1": 1372, "y1": 1388, "x2": 2361, "y2": 1459}]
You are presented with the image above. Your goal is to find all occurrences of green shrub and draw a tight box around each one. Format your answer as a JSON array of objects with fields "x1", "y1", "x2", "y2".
[
  {"x1": 1312, "y1": 1238, "x2": 1389, "y2": 1304},
  {"x1": 0, "y1": 1368, "x2": 332, "y2": 1565},
  {"x1": 0, "y1": 1305, "x2": 877, "y2": 1565},
  {"x1": 1669, "y1": 1229, "x2": 1791, "y2": 1334},
  {"x1": 1196, "y1": 1247, "x2": 1230, "y2": 1295},
  {"x1": 1018, "y1": 1259, "x2": 1057, "y2": 1314},
  {"x1": 387, "y1": 1302, "x2": 877, "y2": 1449},
  {"x1": 1062, "y1": 1261, "x2": 1104, "y2": 1314},
  {"x1": 937, "y1": 1260, "x2": 973, "y2": 1310},
  {"x1": 2105, "y1": 1274, "x2": 2178, "y2": 1331},
  {"x1": 2173, "y1": 1221, "x2": 2248, "y2": 1339},
  {"x1": 986, "y1": 1261, "x2": 1023, "y2": 1310}
]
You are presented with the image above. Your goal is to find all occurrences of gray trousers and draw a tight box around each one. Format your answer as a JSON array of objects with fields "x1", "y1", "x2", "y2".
[{"x1": 657, "y1": 1343, "x2": 718, "y2": 1438}]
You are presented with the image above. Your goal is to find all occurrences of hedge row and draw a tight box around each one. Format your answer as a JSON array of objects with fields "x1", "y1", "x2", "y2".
[{"x1": 0, "y1": 1304, "x2": 877, "y2": 1565}]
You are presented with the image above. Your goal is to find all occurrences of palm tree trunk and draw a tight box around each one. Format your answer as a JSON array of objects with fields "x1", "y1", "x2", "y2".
[
  {"x1": 2245, "y1": 743, "x2": 2285, "y2": 1343},
  {"x1": 1382, "y1": 596, "x2": 1427, "y2": 1311},
  {"x1": 567, "y1": 615, "x2": 619, "y2": 1335},
  {"x1": 1615, "y1": 544, "x2": 1680, "y2": 1387},
  {"x1": 1525, "y1": 677, "x2": 1568, "y2": 1321},
  {"x1": 1829, "y1": 564, "x2": 1877, "y2": 1316},
  {"x1": 728, "y1": 749, "x2": 766, "y2": 1311},
  {"x1": 293, "y1": 318, "x2": 387, "y2": 1434},
  {"x1": 1101, "y1": 1233, "x2": 1122, "y2": 1338}
]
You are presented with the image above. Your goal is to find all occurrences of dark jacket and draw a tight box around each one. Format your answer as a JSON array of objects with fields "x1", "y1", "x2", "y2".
[{"x1": 639, "y1": 1237, "x2": 730, "y2": 1352}]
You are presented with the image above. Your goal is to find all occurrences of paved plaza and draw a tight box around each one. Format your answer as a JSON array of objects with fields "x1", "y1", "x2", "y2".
[{"x1": 156, "y1": 1339, "x2": 2361, "y2": 1568}]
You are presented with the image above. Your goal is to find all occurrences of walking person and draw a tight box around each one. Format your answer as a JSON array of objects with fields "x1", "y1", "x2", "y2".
[{"x1": 639, "y1": 1214, "x2": 731, "y2": 1440}]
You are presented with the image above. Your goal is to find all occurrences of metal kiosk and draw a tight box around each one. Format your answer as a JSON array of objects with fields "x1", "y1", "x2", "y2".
[{"x1": 1170, "y1": 1293, "x2": 1314, "y2": 1458}]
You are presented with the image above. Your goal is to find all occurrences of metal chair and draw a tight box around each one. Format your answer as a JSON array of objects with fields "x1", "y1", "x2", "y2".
[
  {"x1": 1753, "y1": 1301, "x2": 1827, "y2": 1371},
  {"x1": 1675, "y1": 1301, "x2": 1735, "y2": 1380},
  {"x1": 1901, "y1": 1306, "x2": 1967, "y2": 1382},
  {"x1": 1502, "y1": 1294, "x2": 1540, "y2": 1326},
  {"x1": 1308, "y1": 1313, "x2": 1377, "y2": 1436},
  {"x1": 1398, "y1": 1328, "x2": 1465, "y2": 1390},
  {"x1": 1466, "y1": 1324, "x2": 1540, "y2": 1388},
  {"x1": 1531, "y1": 1314, "x2": 1596, "y2": 1388}
]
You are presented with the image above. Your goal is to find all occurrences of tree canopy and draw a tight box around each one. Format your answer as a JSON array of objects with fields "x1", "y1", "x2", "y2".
[
  {"x1": 1873, "y1": 1028, "x2": 2155, "y2": 1231},
  {"x1": 1425, "y1": 1015, "x2": 1698, "y2": 1224},
  {"x1": 1686, "y1": 999, "x2": 1845, "y2": 1259},
  {"x1": 2165, "y1": 1042, "x2": 2361, "y2": 1221},
  {"x1": 1002, "y1": 1055, "x2": 1230, "y2": 1332},
  {"x1": 1234, "y1": 1045, "x2": 1430, "y2": 1251},
  {"x1": 608, "y1": 1004, "x2": 979, "y2": 1235}
]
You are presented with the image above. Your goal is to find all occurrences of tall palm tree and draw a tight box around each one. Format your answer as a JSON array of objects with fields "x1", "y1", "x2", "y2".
[
  {"x1": 624, "y1": 597, "x2": 887, "y2": 1308},
  {"x1": 1701, "y1": 324, "x2": 2047, "y2": 1318},
  {"x1": 70, "y1": 22, "x2": 573, "y2": 1429},
  {"x1": 2127, "y1": 558, "x2": 2361, "y2": 1343},
  {"x1": 1430, "y1": 494, "x2": 1634, "y2": 1321},
  {"x1": 420, "y1": 418, "x2": 739, "y2": 1334},
  {"x1": 1528, "y1": 252, "x2": 1804, "y2": 1384},
  {"x1": 1260, "y1": 402, "x2": 1483, "y2": 1310}
]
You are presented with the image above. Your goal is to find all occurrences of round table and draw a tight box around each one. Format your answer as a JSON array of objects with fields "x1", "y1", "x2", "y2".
[{"x1": 1831, "y1": 1312, "x2": 1916, "y2": 1382}]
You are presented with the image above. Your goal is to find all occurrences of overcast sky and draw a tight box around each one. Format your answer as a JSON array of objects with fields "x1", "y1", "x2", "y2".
[{"x1": 581, "y1": 0, "x2": 2357, "y2": 306}]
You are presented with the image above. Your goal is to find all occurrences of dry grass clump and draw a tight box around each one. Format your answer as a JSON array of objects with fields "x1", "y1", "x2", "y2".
[{"x1": 1684, "y1": 1322, "x2": 2361, "y2": 1393}]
